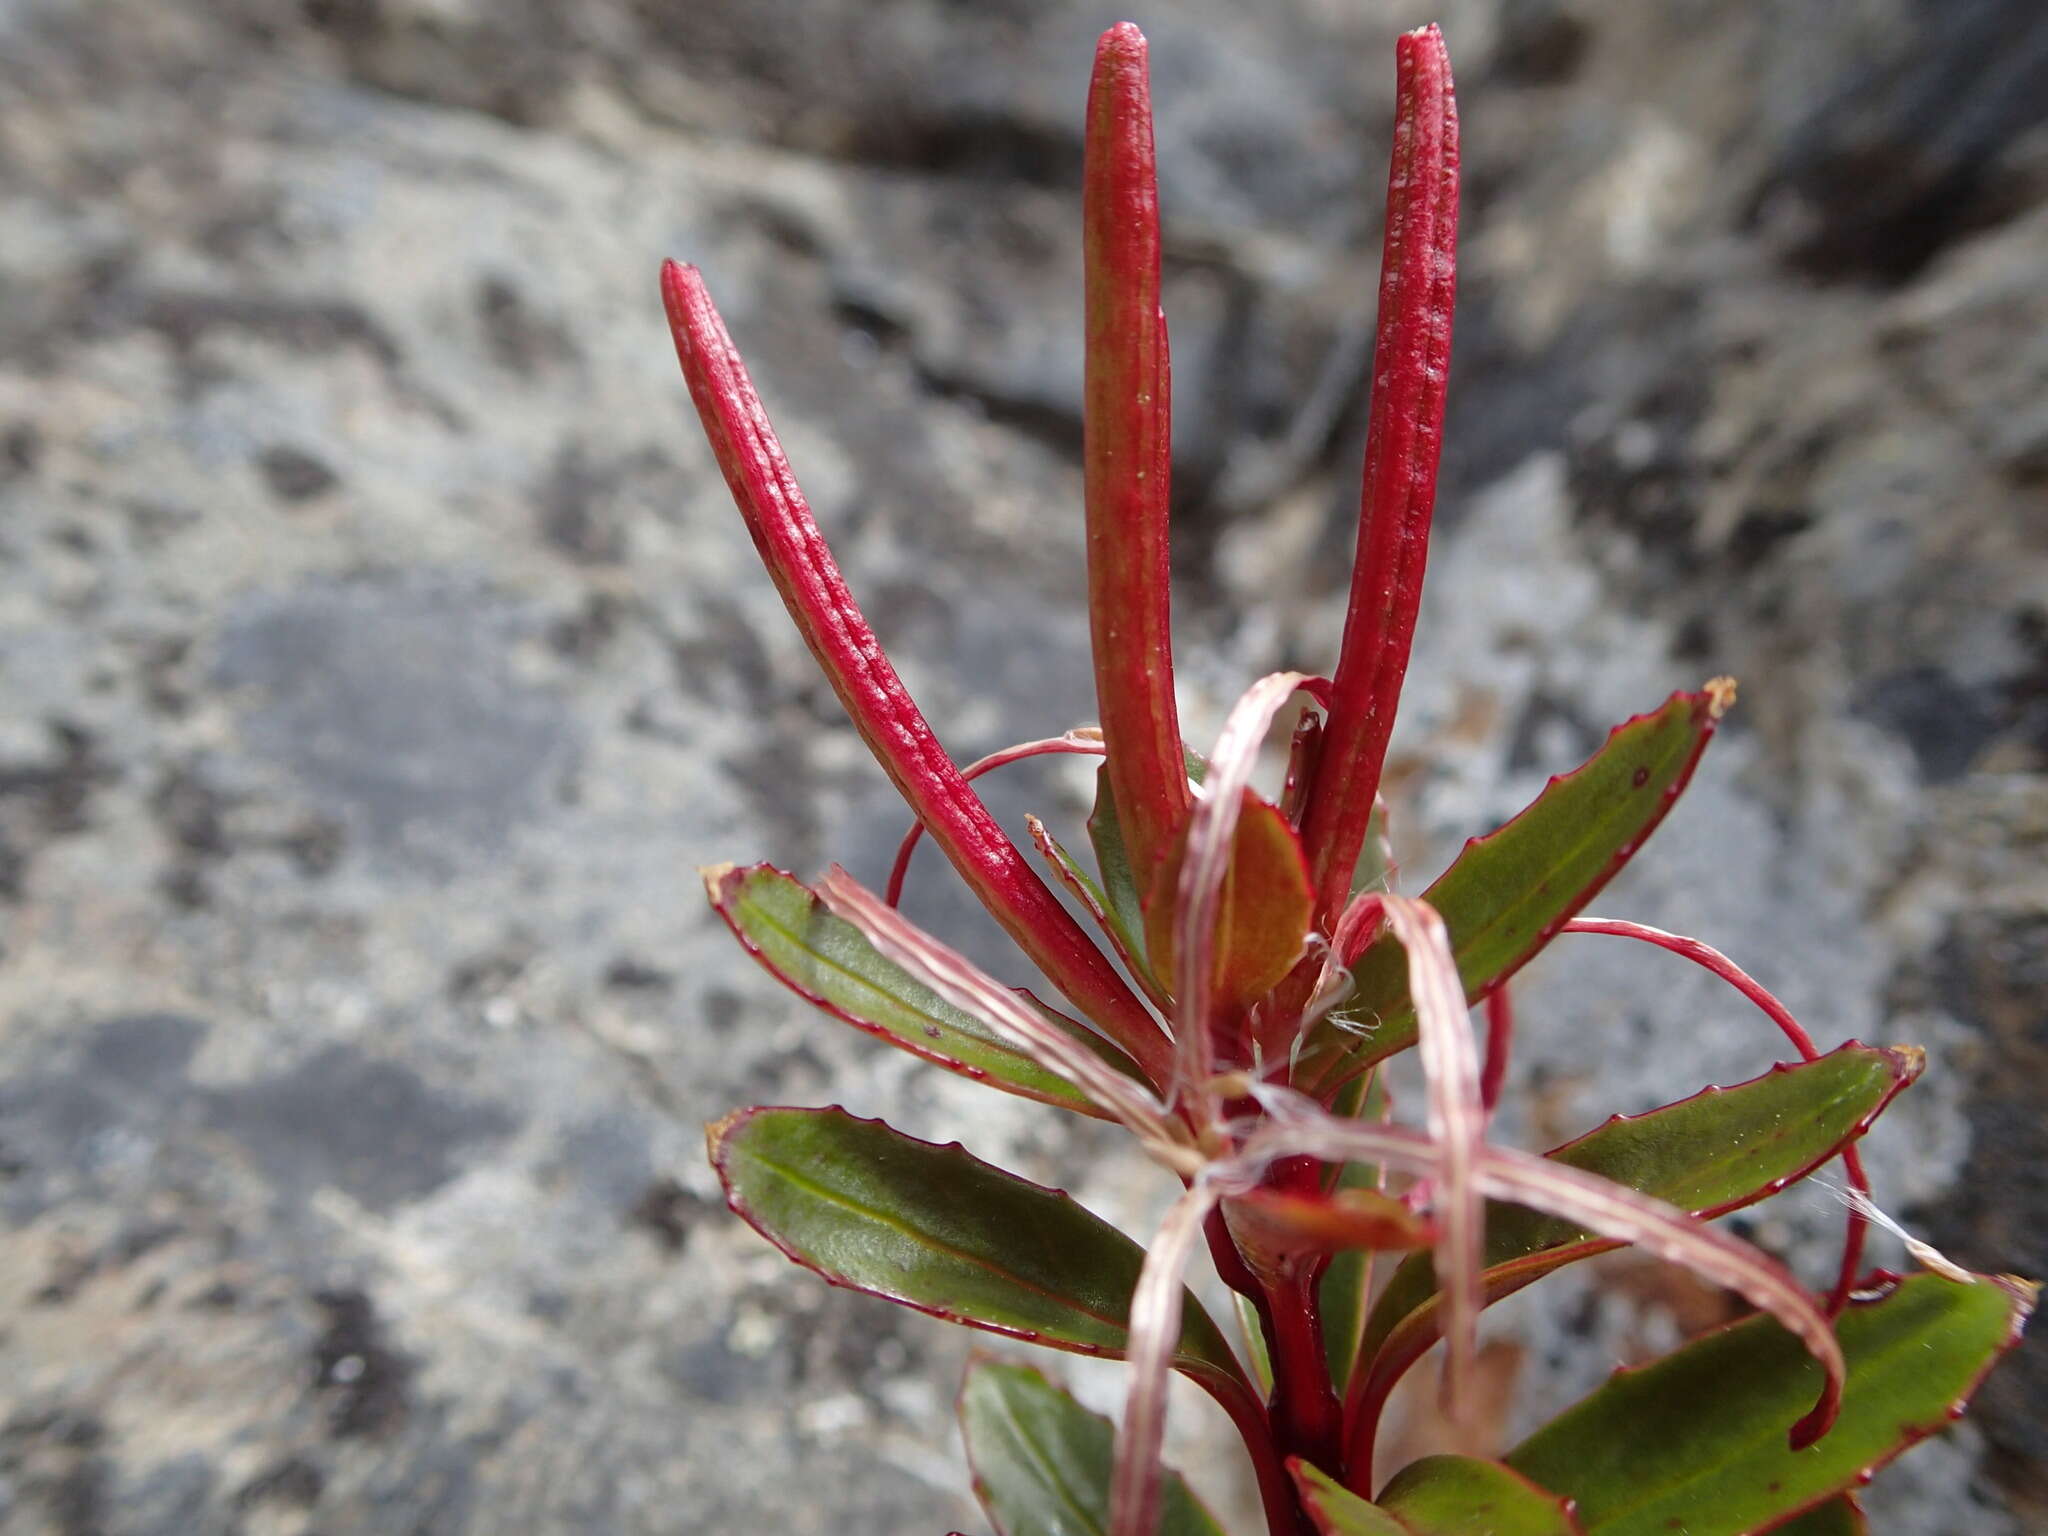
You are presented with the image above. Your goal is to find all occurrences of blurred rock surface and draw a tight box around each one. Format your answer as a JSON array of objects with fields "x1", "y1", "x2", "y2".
[{"x1": 2, "y1": 0, "x2": 2044, "y2": 1530}]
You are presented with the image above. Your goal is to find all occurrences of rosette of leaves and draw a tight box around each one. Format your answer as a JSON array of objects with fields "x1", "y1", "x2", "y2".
[{"x1": 664, "y1": 23, "x2": 2032, "y2": 1536}]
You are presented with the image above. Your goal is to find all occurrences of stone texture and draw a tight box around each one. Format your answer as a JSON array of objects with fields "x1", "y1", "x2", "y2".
[{"x1": 1, "y1": 0, "x2": 2043, "y2": 1531}]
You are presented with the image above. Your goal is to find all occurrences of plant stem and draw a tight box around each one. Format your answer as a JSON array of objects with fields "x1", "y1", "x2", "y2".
[
  {"x1": 1480, "y1": 983, "x2": 1513, "y2": 1113},
  {"x1": 1208, "y1": 1194, "x2": 1323, "y2": 1533},
  {"x1": 1261, "y1": 1266, "x2": 1344, "y2": 1480}
]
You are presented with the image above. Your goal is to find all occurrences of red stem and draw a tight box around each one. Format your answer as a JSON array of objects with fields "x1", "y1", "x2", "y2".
[
  {"x1": 662, "y1": 262, "x2": 1172, "y2": 1084},
  {"x1": 1199, "y1": 1209, "x2": 1306, "y2": 1535},
  {"x1": 1083, "y1": 23, "x2": 1190, "y2": 882},
  {"x1": 1561, "y1": 918, "x2": 1872, "y2": 1315},
  {"x1": 1301, "y1": 25, "x2": 1459, "y2": 927},
  {"x1": 1260, "y1": 1268, "x2": 1345, "y2": 1482},
  {"x1": 1280, "y1": 707, "x2": 1324, "y2": 827},
  {"x1": 1344, "y1": 1356, "x2": 1399, "y2": 1490},
  {"x1": 884, "y1": 734, "x2": 1104, "y2": 906}
]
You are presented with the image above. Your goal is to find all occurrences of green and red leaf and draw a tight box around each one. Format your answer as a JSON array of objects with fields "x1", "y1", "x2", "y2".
[
  {"x1": 1507, "y1": 1272, "x2": 2035, "y2": 1536},
  {"x1": 707, "y1": 863, "x2": 1137, "y2": 1118},
  {"x1": 707, "y1": 1106, "x2": 1245, "y2": 1397},
  {"x1": 1355, "y1": 1043, "x2": 1920, "y2": 1406},
  {"x1": 1378, "y1": 1456, "x2": 1583, "y2": 1536},
  {"x1": 1292, "y1": 1455, "x2": 1580, "y2": 1536},
  {"x1": 1291, "y1": 1461, "x2": 1410, "y2": 1536},
  {"x1": 1300, "y1": 685, "x2": 1730, "y2": 1095}
]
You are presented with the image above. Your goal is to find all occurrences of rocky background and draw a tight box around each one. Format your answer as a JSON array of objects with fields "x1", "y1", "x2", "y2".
[{"x1": 3, "y1": 0, "x2": 2045, "y2": 1531}]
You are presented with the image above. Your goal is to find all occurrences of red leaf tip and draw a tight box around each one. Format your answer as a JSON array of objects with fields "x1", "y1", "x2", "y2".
[
  {"x1": 659, "y1": 259, "x2": 699, "y2": 321},
  {"x1": 1098, "y1": 20, "x2": 1148, "y2": 57}
]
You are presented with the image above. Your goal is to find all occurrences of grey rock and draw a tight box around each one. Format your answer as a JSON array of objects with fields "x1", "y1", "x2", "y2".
[{"x1": 2, "y1": 0, "x2": 2043, "y2": 1532}]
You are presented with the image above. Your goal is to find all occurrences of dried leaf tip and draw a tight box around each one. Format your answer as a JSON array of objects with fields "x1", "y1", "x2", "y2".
[
  {"x1": 699, "y1": 862, "x2": 739, "y2": 900},
  {"x1": 1885, "y1": 1043, "x2": 1928, "y2": 1081},
  {"x1": 1705, "y1": 675, "x2": 1738, "y2": 717},
  {"x1": 703, "y1": 1105, "x2": 749, "y2": 1156}
]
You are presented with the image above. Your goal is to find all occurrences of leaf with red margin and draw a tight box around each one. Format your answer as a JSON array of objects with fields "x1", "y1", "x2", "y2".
[
  {"x1": 1299, "y1": 685, "x2": 1731, "y2": 1094},
  {"x1": 961, "y1": 1360, "x2": 1225, "y2": 1536},
  {"x1": 1507, "y1": 1272, "x2": 2035, "y2": 1536},
  {"x1": 708, "y1": 1106, "x2": 1246, "y2": 1397},
  {"x1": 1354, "y1": 1043, "x2": 1921, "y2": 1411},
  {"x1": 708, "y1": 864, "x2": 1141, "y2": 1118},
  {"x1": 1290, "y1": 1461, "x2": 1408, "y2": 1536}
]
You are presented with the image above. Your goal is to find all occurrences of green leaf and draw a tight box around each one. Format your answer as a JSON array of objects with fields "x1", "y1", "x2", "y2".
[
  {"x1": 1766, "y1": 1496, "x2": 1866, "y2": 1536},
  {"x1": 1507, "y1": 1272, "x2": 2035, "y2": 1536},
  {"x1": 1290, "y1": 1461, "x2": 1409, "y2": 1536},
  {"x1": 1359, "y1": 1043, "x2": 1920, "y2": 1386},
  {"x1": 1292, "y1": 1456, "x2": 1579, "y2": 1536},
  {"x1": 1377, "y1": 1455, "x2": 1583, "y2": 1536},
  {"x1": 1300, "y1": 688, "x2": 1725, "y2": 1093},
  {"x1": 1034, "y1": 820, "x2": 1171, "y2": 1012},
  {"x1": 708, "y1": 864, "x2": 1133, "y2": 1118},
  {"x1": 960, "y1": 1361, "x2": 1226, "y2": 1536},
  {"x1": 1233, "y1": 1293, "x2": 1273, "y2": 1396},
  {"x1": 1321, "y1": 1070, "x2": 1394, "y2": 1388},
  {"x1": 709, "y1": 1106, "x2": 1245, "y2": 1394},
  {"x1": 1321, "y1": 1071, "x2": 1392, "y2": 1389},
  {"x1": 1145, "y1": 788, "x2": 1315, "y2": 1010},
  {"x1": 1353, "y1": 795, "x2": 1396, "y2": 897},
  {"x1": 1087, "y1": 764, "x2": 1161, "y2": 987}
]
